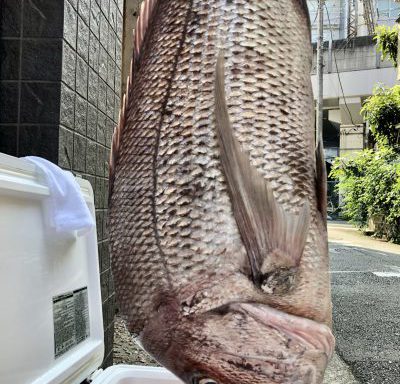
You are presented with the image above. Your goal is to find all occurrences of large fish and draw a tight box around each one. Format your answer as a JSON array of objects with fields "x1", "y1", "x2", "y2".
[{"x1": 109, "y1": 0, "x2": 334, "y2": 383}]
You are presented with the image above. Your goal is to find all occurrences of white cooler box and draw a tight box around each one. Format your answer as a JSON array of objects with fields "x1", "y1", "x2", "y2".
[{"x1": 0, "y1": 153, "x2": 183, "y2": 384}]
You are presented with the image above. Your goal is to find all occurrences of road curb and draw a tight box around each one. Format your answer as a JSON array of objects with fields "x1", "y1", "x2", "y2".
[{"x1": 324, "y1": 353, "x2": 359, "y2": 384}]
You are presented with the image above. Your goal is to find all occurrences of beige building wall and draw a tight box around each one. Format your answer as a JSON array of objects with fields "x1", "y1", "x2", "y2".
[{"x1": 340, "y1": 125, "x2": 365, "y2": 156}]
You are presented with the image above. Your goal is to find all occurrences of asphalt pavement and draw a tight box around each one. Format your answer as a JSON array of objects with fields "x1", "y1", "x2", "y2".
[{"x1": 326, "y1": 222, "x2": 400, "y2": 383}]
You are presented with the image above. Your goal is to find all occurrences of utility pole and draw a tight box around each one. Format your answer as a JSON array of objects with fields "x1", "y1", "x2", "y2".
[{"x1": 316, "y1": 0, "x2": 325, "y2": 144}]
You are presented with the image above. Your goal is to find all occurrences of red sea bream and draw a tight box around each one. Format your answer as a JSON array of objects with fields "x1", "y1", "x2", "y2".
[{"x1": 109, "y1": 1, "x2": 334, "y2": 383}]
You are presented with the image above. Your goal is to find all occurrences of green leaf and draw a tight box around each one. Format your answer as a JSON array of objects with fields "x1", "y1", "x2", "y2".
[{"x1": 374, "y1": 25, "x2": 399, "y2": 67}]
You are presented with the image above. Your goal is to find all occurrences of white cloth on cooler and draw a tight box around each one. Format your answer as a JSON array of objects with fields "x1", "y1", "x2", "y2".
[{"x1": 25, "y1": 156, "x2": 95, "y2": 236}]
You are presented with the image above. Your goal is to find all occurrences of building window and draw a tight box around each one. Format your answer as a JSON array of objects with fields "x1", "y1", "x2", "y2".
[
  {"x1": 377, "y1": 0, "x2": 400, "y2": 22},
  {"x1": 309, "y1": 0, "x2": 347, "y2": 42}
]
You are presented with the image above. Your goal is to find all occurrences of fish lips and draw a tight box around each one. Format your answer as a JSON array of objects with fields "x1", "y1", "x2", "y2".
[
  {"x1": 235, "y1": 302, "x2": 335, "y2": 360},
  {"x1": 141, "y1": 299, "x2": 335, "y2": 384},
  {"x1": 188, "y1": 302, "x2": 335, "y2": 383}
]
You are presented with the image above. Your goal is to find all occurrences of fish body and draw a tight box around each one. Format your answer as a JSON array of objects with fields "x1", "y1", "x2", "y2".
[{"x1": 109, "y1": 1, "x2": 334, "y2": 383}]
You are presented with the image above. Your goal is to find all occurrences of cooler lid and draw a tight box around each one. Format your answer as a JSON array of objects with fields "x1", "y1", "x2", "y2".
[
  {"x1": 0, "y1": 153, "x2": 104, "y2": 384},
  {"x1": 91, "y1": 365, "x2": 183, "y2": 384}
]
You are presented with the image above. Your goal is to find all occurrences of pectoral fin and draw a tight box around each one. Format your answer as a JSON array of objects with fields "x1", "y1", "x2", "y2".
[{"x1": 214, "y1": 53, "x2": 310, "y2": 288}]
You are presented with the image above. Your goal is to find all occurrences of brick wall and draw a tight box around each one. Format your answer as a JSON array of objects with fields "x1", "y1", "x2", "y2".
[{"x1": 0, "y1": 0, "x2": 123, "y2": 367}]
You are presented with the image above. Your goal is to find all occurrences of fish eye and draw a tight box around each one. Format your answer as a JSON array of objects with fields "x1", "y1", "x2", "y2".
[
  {"x1": 198, "y1": 379, "x2": 218, "y2": 384},
  {"x1": 192, "y1": 377, "x2": 218, "y2": 384}
]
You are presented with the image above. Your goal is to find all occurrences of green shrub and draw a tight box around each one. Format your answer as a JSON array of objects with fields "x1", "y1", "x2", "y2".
[
  {"x1": 374, "y1": 25, "x2": 399, "y2": 67},
  {"x1": 331, "y1": 147, "x2": 400, "y2": 242},
  {"x1": 332, "y1": 26, "x2": 400, "y2": 242},
  {"x1": 361, "y1": 85, "x2": 400, "y2": 148}
]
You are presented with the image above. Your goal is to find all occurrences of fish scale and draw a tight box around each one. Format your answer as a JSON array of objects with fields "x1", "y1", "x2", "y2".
[
  {"x1": 113, "y1": 2, "x2": 324, "y2": 326},
  {"x1": 111, "y1": 0, "x2": 188, "y2": 331},
  {"x1": 109, "y1": 0, "x2": 333, "y2": 382}
]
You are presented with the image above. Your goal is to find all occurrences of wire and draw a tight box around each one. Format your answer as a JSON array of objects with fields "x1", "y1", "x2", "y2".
[
  {"x1": 324, "y1": 1, "x2": 357, "y2": 127},
  {"x1": 310, "y1": 2, "x2": 354, "y2": 55},
  {"x1": 312, "y1": 11, "x2": 319, "y2": 27},
  {"x1": 308, "y1": 0, "x2": 319, "y2": 26}
]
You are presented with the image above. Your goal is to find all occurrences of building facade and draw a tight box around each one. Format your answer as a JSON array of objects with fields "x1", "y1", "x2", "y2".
[
  {"x1": 307, "y1": 0, "x2": 399, "y2": 212},
  {"x1": 309, "y1": 0, "x2": 400, "y2": 43},
  {"x1": 309, "y1": 0, "x2": 399, "y2": 159}
]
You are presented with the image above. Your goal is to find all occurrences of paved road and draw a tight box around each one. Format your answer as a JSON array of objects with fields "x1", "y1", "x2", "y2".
[{"x1": 328, "y1": 222, "x2": 400, "y2": 383}]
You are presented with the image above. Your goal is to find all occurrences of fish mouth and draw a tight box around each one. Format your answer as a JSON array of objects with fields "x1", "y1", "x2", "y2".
[{"x1": 230, "y1": 302, "x2": 335, "y2": 359}]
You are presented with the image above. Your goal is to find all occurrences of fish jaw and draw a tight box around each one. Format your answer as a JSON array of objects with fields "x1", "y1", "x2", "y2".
[
  {"x1": 236, "y1": 303, "x2": 335, "y2": 361},
  {"x1": 140, "y1": 300, "x2": 334, "y2": 384}
]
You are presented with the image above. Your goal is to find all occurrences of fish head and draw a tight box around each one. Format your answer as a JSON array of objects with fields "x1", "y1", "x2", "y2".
[{"x1": 142, "y1": 299, "x2": 334, "y2": 384}]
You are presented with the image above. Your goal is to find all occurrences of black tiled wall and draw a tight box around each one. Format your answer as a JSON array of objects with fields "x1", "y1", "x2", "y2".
[
  {"x1": 58, "y1": 0, "x2": 123, "y2": 368},
  {"x1": 1, "y1": 0, "x2": 123, "y2": 368},
  {"x1": 0, "y1": 0, "x2": 63, "y2": 161}
]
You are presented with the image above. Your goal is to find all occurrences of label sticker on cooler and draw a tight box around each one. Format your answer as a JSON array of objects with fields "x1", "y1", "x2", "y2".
[{"x1": 53, "y1": 287, "x2": 90, "y2": 358}]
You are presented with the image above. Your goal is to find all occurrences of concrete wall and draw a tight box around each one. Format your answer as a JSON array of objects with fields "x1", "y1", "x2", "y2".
[
  {"x1": 312, "y1": 37, "x2": 393, "y2": 75},
  {"x1": 311, "y1": 67, "x2": 397, "y2": 100},
  {"x1": 311, "y1": 37, "x2": 397, "y2": 102},
  {"x1": 0, "y1": 0, "x2": 123, "y2": 367}
]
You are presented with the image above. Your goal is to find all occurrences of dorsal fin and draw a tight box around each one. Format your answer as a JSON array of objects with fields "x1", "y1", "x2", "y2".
[
  {"x1": 109, "y1": 0, "x2": 159, "y2": 197},
  {"x1": 214, "y1": 53, "x2": 310, "y2": 285},
  {"x1": 134, "y1": 0, "x2": 158, "y2": 62}
]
